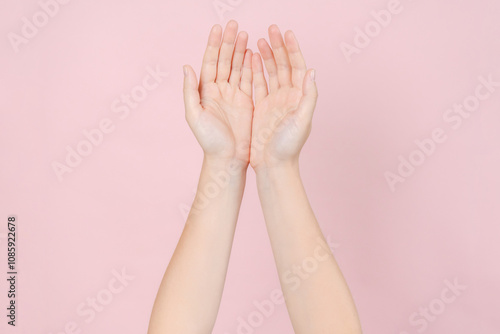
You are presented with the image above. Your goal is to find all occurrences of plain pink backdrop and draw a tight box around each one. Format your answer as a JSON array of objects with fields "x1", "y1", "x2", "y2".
[{"x1": 1, "y1": 0, "x2": 500, "y2": 333}]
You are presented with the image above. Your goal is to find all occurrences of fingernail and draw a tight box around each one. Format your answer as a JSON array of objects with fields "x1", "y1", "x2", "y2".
[
  {"x1": 311, "y1": 69, "x2": 315, "y2": 81},
  {"x1": 183, "y1": 66, "x2": 188, "y2": 77}
]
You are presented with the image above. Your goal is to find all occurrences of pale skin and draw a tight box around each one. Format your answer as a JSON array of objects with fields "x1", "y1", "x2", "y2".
[{"x1": 148, "y1": 20, "x2": 362, "y2": 334}]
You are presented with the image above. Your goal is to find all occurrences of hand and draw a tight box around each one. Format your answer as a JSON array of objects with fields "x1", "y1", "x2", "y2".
[
  {"x1": 183, "y1": 20, "x2": 253, "y2": 168},
  {"x1": 250, "y1": 25, "x2": 318, "y2": 172}
]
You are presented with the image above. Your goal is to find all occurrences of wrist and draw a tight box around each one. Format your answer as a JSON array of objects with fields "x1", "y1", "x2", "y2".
[
  {"x1": 254, "y1": 158, "x2": 301, "y2": 185},
  {"x1": 254, "y1": 157, "x2": 299, "y2": 175},
  {"x1": 202, "y1": 155, "x2": 248, "y2": 177}
]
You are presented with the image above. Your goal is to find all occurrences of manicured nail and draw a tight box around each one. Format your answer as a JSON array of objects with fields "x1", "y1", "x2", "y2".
[
  {"x1": 183, "y1": 66, "x2": 188, "y2": 77},
  {"x1": 311, "y1": 69, "x2": 316, "y2": 81}
]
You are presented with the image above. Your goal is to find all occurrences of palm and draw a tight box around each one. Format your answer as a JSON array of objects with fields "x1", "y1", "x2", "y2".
[
  {"x1": 195, "y1": 82, "x2": 253, "y2": 162},
  {"x1": 251, "y1": 87, "x2": 307, "y2": 168},
  {"x1": 183, "y1": 21, "x2": 254, "y2": 165}
]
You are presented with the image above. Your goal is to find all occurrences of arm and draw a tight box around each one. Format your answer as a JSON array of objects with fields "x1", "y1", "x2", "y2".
[
  {"x1": 250, "y1": 25, "x2": 362, "y2": 333},
  {"x1": 148, "y1": 20, "x2": 253, "y2": 333}
]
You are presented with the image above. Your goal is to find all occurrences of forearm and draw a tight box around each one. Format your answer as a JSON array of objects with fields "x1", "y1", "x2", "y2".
[
  {"x1": 148, "y1": 157, "x2": 247, "y2": 334},
  {"x1": 256, "y1": 161, "x2": 362, "y2": 334}
]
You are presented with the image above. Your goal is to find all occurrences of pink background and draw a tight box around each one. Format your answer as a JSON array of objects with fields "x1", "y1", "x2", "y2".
[{"x1": 1, "y1": 0, "x2": 500, "y2": 333}]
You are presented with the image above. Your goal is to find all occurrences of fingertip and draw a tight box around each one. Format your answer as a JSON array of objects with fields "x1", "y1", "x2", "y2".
[
  {"x1": 268, "y1": 24, "x2": 280, "y2": 34},
  {"x1": 252, "y1": 53, "x2": 262, "y2": 68},
  {"x1": 183, "y1": 64, "x2": 193, "y2": 77},
  {"x1": 212, "y1": 24, "x2": 222, "y2": 34},
  {"x1": 257, "y1": 38, "x2": 268, "y2": 48},
  {"x1": 208, "y1": 25, "x2": 222, "y2": 46},
  {"x1": 284, "y1": 30, "x2": 296, "y2": 44},
  {"x1": 226, "y1": 19, "x2": 238, "y2": 30},
  {"x1": 304, "y1": 69, "x2": 318, "y2": 96},
  {"x1": 184, "y1": 65, "x2": 199, "y2": 86},
  {"x1": 239, "y1": 31, "x2": 248, "y2": 40},
  {"x1": 257, "y1": 39, "x2": 272, "y2": 56},
  {"x1": 244, "y1": 48, "x2": 253, "y2": 60}
]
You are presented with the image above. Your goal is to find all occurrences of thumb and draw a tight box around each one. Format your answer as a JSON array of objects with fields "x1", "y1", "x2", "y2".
[
  {"x1": 297, "y1": 69, "x2": 318, "y2": 121},
  {"x1": 183, "y1": 65, "x2": 201, "y2": 122}
]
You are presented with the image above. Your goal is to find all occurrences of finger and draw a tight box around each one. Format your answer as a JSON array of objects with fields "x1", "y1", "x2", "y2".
[
  {"x1": 252, "y1": 53, "x2": 268, "y2": 104},
  {"x1": 200, "y1": 24, "x2": 222, "y2": 87},
  {"x1": 268, "y1": 24, "x2": 292, "y2": 87},
  {"x1": 183, "y1": 65, "x2": 202, "y2": 123},
  {"x1": 257, "y1": 38, "x2": 279, "y2": 92},
  {"x1": 229, "y1": 31, "x2": 249, "y2": 86},
  {"x1": 297, "y1": 69, "x2": 318, "y2": 122},
  {"x1": 284, "y1": 30, "x2": 307, "y2": 88},
  {"x1": 240, "y1": 49, "x2": 253, "y2": 97},
  {"x1": 216, "y1": 20, "x2": 239, "y2": 83}
]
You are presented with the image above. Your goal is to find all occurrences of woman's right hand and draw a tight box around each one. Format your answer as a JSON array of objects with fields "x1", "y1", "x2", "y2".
[{"x1": 250, "y1": 25, "x2": 318, "y2": 172}]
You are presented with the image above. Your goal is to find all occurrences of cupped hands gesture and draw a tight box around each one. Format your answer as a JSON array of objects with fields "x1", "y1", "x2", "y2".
[
  {"x1": 183, "y1": 20, "x2": 318, "y2": 172},
  {"x1": 151, "y1": 21, "x2": 362, "y2": 334}
]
